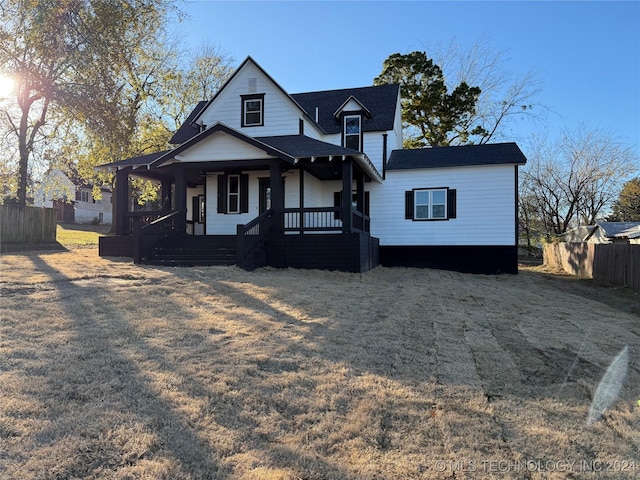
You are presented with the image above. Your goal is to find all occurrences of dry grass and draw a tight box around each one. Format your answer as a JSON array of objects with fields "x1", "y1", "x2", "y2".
[{"x1": 1, "y1": 246, "x2": 639, "y2": 479}]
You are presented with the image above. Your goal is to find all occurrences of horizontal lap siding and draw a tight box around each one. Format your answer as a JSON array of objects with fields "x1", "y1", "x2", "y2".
[
  {"x1": 303, "y1": 172, "x2": 323, "y2": 207},
  {"x1": 363, "y1": 133, "x2": 385, "y2": 174},
  {"x1": 177, "y1": 132, "x2": 276, "y2": 162},
  {"x1": 199, "y1": 63, "x2": 323, "y2": 139},
  {"x1": 205, "y1": 170, "x2": 302, "y2": 235},
  {"x1": 371, "y1": 165, "x2": 517, "y2": 246}
]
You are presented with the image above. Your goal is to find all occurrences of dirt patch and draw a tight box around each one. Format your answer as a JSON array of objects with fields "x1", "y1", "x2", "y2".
[{"x1": 0, "y1": 249, "x2": 638, "y2": 479}]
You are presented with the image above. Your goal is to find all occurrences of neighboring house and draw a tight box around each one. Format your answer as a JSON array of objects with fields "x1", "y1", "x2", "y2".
[
  {"x1": 97, "y1": 56, "x2": 526, "y2": 273},
  {"x1": 34, "y1": 169, "x2": 113, "y2": 224},
  {"x1": 574, "y1": 221, "x2": 640, "y2": 244}
]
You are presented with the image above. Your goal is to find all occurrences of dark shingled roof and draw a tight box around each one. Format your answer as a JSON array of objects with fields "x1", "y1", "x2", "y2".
[
  {"x1": 291, "y1": 84, "x2": 400, "y2": 135},
  {"x1": 96, "y1": 150, "x2": 172, "y2": 169},
  {"x1": 256, "y1": 135, "x2": 361, "y2": 158},
  {"x1": 168, "y1": 101, "x2": 208, "y2": 145},
  {"x1": 387, "y1": 143, "x2": 527, "y2": 170}
]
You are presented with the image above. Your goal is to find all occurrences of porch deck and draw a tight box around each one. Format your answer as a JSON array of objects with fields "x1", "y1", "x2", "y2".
[{"x1": 99, "y1": 206, "x2": 379, "y2": 273}]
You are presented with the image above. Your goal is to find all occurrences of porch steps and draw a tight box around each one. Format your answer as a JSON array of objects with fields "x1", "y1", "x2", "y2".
[{"x1": 145, "y1": 235, "x2": 237, "y2": 266}]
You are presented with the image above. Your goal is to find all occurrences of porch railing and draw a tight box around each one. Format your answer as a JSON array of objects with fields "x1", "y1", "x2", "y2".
[
  {"x1": 133, "y1": 210, "x2": 180, "y2": 264},
  {"x1": 282, "y1": 207, "x2": 369, "y2": 233},
  {"x1": 236, "y1": 209, "x2": 273, "y2": 269},
  {"x1": 124, "y1": 210, "x2": 173, "y2": 235}
]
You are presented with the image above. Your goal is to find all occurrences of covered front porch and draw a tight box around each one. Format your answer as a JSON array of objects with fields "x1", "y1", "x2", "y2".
[{"x1": 98, "y1": 133, "x2": 381, "y2": 272}]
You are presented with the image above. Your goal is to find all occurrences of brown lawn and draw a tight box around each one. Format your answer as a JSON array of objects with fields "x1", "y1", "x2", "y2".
[{"x1": 0, "y1": 246, "x2": 639, "y2": 479}]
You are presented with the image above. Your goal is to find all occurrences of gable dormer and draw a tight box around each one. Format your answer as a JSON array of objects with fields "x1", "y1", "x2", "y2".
[{"x1": 333, "y1": 95, "x2": 371, "y2": 152}]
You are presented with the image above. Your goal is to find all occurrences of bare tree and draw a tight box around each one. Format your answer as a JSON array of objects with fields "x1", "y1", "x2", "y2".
[
  {"x1": 520, "y1": 127, "x2": 638, "y2": 238},
  {"x1": 425, "y1": 36, "x2": 545, "y2": 144}
]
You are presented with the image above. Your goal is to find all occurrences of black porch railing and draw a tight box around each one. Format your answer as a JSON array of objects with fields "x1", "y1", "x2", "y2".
[
  {"x1": 133, "y1": 210, "x2": 180, "y2": 264},
  {"x1": 282, "y1": 207, "x2": 369, "y2": 233},
  {"x1": 236, "y1": 209, "x2": 273, "y2": 269},
  {"x1": 124, "y1": 210, "x2": 173, "y2": 235}
]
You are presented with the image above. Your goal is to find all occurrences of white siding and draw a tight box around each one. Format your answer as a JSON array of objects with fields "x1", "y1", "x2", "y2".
[
  {"x1": 370, "y1": 165, "x2": 517, "y2": 246},
  {"x1": 187, "y1": 186, "x2": 205, "y2": 235},
  {"x1": 390, "y1": 93, "x2": 404, "y2": 150},
  {"x1": 363, "y1": 132, "x2": 385, "y2": 174},
  {"x1": 198, "y1": 61, "x2": 323, "y2": 139},
  {"x1": 75, "y1": 190, "x2": 113, "y2": 224},
  {"x1": 177, "y1": 131, "x2": 276, "y2": 162},
  {"x1": 284, "y1": 170, "x2": 300, "y2": 208},
  {"x1": 204, "y1": 169, "x2": 303, "y2": 235},
  {"x1": 302, "y1": 171, "x2": 323, "y2": 207}
]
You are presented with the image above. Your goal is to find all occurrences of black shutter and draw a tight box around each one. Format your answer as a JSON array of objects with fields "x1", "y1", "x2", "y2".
[
  {"x1": 447, "y1": 189, "x2": 457, "y2": 219},
  {"x1": 217, "y1": 175, "x2": 227, "y2": 213},
  {"x1": 334, "y1": 192, "x2": 342, "y2": 220},
  {"x1": 405, "y1": 191, "x2": 414, "y2": 219},
  {"x1": 240, "y1": 174, "x2": 249, "y2": 213}
]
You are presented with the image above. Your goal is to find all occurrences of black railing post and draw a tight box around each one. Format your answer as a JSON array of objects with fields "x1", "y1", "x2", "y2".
[
  {"x1": 236, "y1": 224, "x2": 245, "y2": 269},
  {"x1": 133, "y1": 223, "x2": 142, "y2": 264}
]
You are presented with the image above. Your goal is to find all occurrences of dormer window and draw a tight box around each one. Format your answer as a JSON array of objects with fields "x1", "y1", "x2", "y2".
[
  {"x1": 344, "y1": 115, "x2": 361, "y2": 151},
  {"x1": 241, "y1": 93, "x2": 264, "y2": 127}
]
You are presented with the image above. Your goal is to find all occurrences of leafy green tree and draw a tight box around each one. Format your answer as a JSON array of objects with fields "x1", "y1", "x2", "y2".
[
  {"x1": 374, "y1": 51, "x2": 485, "y2": 147},
  {"x1": 0, "y1": 0, "x2": 178, "y2": 206},
  {"x1": 608, "y1": 178, "x2": 640, "y2": 221}
]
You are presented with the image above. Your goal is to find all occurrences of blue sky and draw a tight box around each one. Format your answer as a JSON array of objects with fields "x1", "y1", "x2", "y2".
[{"x1": 177, "y1": 1, "x2": 640, "y2": 157}]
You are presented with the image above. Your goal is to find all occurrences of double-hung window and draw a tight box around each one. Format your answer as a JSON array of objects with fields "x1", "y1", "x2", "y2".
[
  {"x1": 241, "y1": 93, "x2": 264, "y2": 127},
  {"x1": 218, "y1": 173, "x2": 249, "y2": 214},
  {"x1": 227, "y1": 175, "x2": 240, "y2": 213},
  {"x1": 344, "y1": 115, "x2": 361, "y2": 151},
  {"x1": 406, "y1": 187, "x2": 456, "y2": 221},
  {"x1": 415, "y1": 189, "x2": 446, "y2": 220}
]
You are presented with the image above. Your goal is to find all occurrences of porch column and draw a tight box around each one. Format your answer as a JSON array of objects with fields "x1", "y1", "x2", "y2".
[
  {"x1": 355, "y1": 168, "x2": 365, "y2": 214},
  {"x1": 115, "y1": 167, "x2": 131, "y2": 235},
  {"x1": 161, "y1": 178, "x2": 173, "y2": 211},
  {"x1": 342, "y1": 158, "x2": 353, "y2": 233},
  {"x1": 173, "y1": 165, "x2": 187, "y2": 233},
  {"x1": 270, "y1": 162, "x2": 284, "y2": 234}
]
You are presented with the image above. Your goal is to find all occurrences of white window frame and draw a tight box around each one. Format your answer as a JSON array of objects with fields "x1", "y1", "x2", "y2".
[
  {"x1": 344, "y1": 115, "x2": 361, "y2": 151},
  {"x1": 414, "y1": 188, "x2": 447, "y2": 220},
  {"x1": 79, "y1": 190, "x2": 90, "y2": 203},
  {"x1": 227, "y1": 174, "x2": 240, "y2": 214}
]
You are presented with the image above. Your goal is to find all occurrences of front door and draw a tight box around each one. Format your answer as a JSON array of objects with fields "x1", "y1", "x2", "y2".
[{"x1": 259, "y1": 178, "x2": 272, "y2": 214}]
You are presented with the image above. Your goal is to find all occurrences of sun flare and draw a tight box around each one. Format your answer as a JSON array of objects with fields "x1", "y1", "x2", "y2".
[{"x1": 0, "y1": 75, "x2": 15, "y2": 98}]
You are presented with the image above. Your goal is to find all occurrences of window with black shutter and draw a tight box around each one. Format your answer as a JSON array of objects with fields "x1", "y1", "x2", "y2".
[
  {"x1": 405, "y1": 188, "x2": 456, "y2": 221},
  {"x1": 217, "y1": 173, "x2": 249, "y2": 214}
]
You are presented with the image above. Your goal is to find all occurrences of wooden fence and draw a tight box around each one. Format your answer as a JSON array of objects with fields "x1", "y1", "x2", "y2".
[
  {"x1": 0, "y1": 205, "x2": 57, "y2": 243},
  {"x1": 544, "y1": 242, "x2": 640, "y2": 292}
]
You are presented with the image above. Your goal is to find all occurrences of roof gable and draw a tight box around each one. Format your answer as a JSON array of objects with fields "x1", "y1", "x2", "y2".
[
  {"x1": 193, "y1": 56, "x2": 323, "y2": 135},
  {"x1": 386, "y1": 143, "x2": 528, "y2": 170},
  {"x1": 151, "y1": 123, "x2": 295, "y2": 168}
]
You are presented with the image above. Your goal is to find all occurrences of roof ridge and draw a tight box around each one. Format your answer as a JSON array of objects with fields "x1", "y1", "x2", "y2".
[{"x1": 291, "y1": 83, "x2": 398, "y2": 97}]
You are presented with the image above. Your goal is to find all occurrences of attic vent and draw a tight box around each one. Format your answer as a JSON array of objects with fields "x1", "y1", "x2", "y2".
[{"x1": 248, "y1": 77, "x2": 257, "y2": 93}]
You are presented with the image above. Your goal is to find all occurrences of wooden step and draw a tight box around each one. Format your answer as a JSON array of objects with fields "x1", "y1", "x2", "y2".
[{"x1": 144, "y1": 235, "x2": 237, "y2": 266}]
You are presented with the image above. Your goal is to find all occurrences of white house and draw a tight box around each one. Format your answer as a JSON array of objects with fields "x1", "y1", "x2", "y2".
[
  {"x1": 97, "y1": 57, "x2": 526, "y2": 273},
  {"x1": 34, "y1": 169, "x2": 113, "y2": 224},
  {"x1": 563, "y1": 221, "x2": 640, "y2": 245}
]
